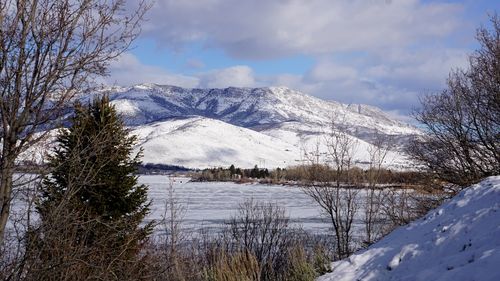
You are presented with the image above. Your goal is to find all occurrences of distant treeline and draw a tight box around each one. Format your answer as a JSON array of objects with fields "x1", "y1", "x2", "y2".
[
  {"x1": 16, "y1": 161, "x2": 193, "y2": 175},
  {"x1": 281, "y1": 165, "x2": 433, "y2": 186},
  {"x1": 194, "y1": 164, "x2": 270, "y2": 181},
  {"x1": 138, "y1": 163, "x2": 192, "y2": 174},
  {"x1": 193, "y1": 164, "x2": 436, "y2": 190}
]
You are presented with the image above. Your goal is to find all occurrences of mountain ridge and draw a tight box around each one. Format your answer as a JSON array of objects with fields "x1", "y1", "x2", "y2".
[
  {"x1": 102, "y1": 83, "x2": 418, "y2": 135},
  {"x1": 86, "y1": 84, "x2": 422, "y2": 169}
]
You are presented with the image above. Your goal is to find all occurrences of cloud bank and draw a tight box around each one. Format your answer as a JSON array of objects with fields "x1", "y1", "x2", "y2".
[{"x1": 112, "y1": 0, "x2": 479, "y2": 117}]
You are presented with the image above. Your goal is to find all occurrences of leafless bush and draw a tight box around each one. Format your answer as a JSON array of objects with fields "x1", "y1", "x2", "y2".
[
  {"x1": 222, "y1": 200, "x2": 297, "y2": 280},
  {"x1": 195, "y1": 199, "x2": 331, "y2": 281},
  {"x1": 379, "y1": 188, "x2": 419, "y2": 231}
]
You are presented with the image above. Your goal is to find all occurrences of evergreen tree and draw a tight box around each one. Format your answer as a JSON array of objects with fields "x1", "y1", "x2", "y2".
[
  {"x1": 251, "y1": 165, "x2": 259, "y2": 178},
  {"x1": 41, "y1": 95, "x2": 150, "y2": 222},
  {"x1": 229, "y1": 164, "x2": 236, "y2": 176},
  {"x1": 236, "y1": 168, "x2": 243, "y2": 178},
  {"x1": 34, "y1": 96, "x2": 152, "y2": 278}
]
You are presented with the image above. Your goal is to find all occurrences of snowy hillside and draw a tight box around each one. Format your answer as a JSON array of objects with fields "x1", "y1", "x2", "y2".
[
  {"x1": 131, "y1": 116, "x2": 299, "y2": 168},
  {"x1": 261, "y1": 121, "x2": 412, "y2": 169},
  {"x1": 129, "y1": 116, "x2": 412, "y2": 169},
  {"x1": 318, "y1": 176, "x2": 500, "y2": 281}
]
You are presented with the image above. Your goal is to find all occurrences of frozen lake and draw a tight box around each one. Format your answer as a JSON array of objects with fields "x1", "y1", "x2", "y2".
[
  {"x1": 142, "y1": 175, "x2": 330, "y2": 234},
  {"x1": 9, "y1": 175, "x2": 404, "y2": 240}
]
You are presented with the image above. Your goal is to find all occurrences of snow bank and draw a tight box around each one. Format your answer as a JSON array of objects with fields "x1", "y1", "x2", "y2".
[{"x1": 318, "y1": 176, "x2": 500, "y2": 281}]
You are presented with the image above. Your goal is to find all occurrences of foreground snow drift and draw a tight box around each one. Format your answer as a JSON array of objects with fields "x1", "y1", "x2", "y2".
[{"x1": 318, "y1": 176, "x2": 500, "y2": 281}]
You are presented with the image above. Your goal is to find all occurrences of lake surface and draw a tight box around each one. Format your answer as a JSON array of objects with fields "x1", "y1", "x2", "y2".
[
  {"x1": 141, "y1": 175, "x2": 331, "y2": 234},
  {"x1": 9, "y1": 175, "x2": 385, "y2": 239}
]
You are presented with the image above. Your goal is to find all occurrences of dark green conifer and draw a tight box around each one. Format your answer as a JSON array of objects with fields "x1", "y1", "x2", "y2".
[
  {"x1": 41, "y1": 95, "x2": 149, "y2": 221},
  {"x1": 38, "y1": 95, "x2": 151, "y2": 261},
  {"x1": 229, "y1": 164, "x2": 236, "y2": 176}
]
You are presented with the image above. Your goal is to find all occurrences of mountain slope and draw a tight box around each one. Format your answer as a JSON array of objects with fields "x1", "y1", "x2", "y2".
[
  {"x1": 94, "y1": 84, "x2": 422, "y2": 169},
  {"x1": 261, "y1": 121, "x2": 412, "y2": 169},
  {"x1": 318, "y1": 176, "x2": 500, "y2": 281},
  {"x1": 130, "y1": 116, "x2": 414, "y2": 169},
  {"x1": 131, "y1": 116, "x2": 299, "y2": 168}
]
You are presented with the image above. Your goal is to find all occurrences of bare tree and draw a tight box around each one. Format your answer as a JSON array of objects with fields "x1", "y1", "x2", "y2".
[
  {"x1": 324, "y1": 111, "x2": 358, "y2": 187},
  {"x1": 303, "y1": 111, "x2": 359, "y2": 259},
  {"x1": 302, "y1": 185, "x2": 358, "y2": 260},
  {"x1": 363, "y1": 131, "x2": 393, "y2": 245},
  {"x1": 160, "y1": 176, "x2": 189, "y2": 281},
  {"x1": 408, "y1": 14, "x2": 500, "y2": 187},
  {"x1": 0, "y1": 0, "x2": 148, "y2": 245}
]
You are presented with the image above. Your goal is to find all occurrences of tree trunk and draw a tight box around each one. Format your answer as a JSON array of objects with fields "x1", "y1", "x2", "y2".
[{"x1": 0, "y1": 153, "x2": 15, "y2": 246}]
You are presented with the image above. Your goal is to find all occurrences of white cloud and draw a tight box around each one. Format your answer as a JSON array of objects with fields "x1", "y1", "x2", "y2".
[
  {"x1": 108, "y1": 56, "x2": 260, "y2": 89},
  {"x1": 185, "y1": 58, "x2": 206, "y2": 69},
  {"x1": 305, "y1": 60, "x2": 358, "y2": 81},
  {"x1": 365, "y1": 47, "x2": 469, "y2": 90},
  {"x1": 197, "y1": 65, "x2": 257, "y2": 88},
  {"x1": 138, "y1": 0, "x2": 463, "y2": 59},
  {"x1": 106, "y1": 53, "x2": 199, "y2": 88}
]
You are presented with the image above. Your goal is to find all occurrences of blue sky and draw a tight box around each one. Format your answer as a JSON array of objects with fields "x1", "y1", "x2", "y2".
[{"x1": 108, "y1": 0, "x2": 498, "y2": 120}]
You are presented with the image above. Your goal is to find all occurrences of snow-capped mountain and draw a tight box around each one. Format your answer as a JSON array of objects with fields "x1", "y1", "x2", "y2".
[
  {"x1": 105, "y1": 84, "x2": 417, "y2": 135},
  {"x1": 318, "y1": 176, "x2": 500, "y2": 281},
  {"x1": 94, "y1": 84, "x2": 421, "y2": 169}
]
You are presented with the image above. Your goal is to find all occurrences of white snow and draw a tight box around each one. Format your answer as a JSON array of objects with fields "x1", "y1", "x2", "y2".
[
  {"x1": 261, "y1": 121, "x2": 412, "y2": 170},
  {"x1": 131, "y1": 116, "x2": 412, "y2": 169},
  {"x1": 103, "y1": 84, "x2": 421, "y2": 136},
  {"x1": 317, "y1": 176, "x2": 500, "y2": 281},
  {"x1": 20, "y1": 116, "x2": 413, "y2": 170},
  {"x1": 132, "y1": 116, "x2": 299, "y2": 169},
  {"x1": 112, "y1": 99, "x2": 141, "y2": 115}
]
